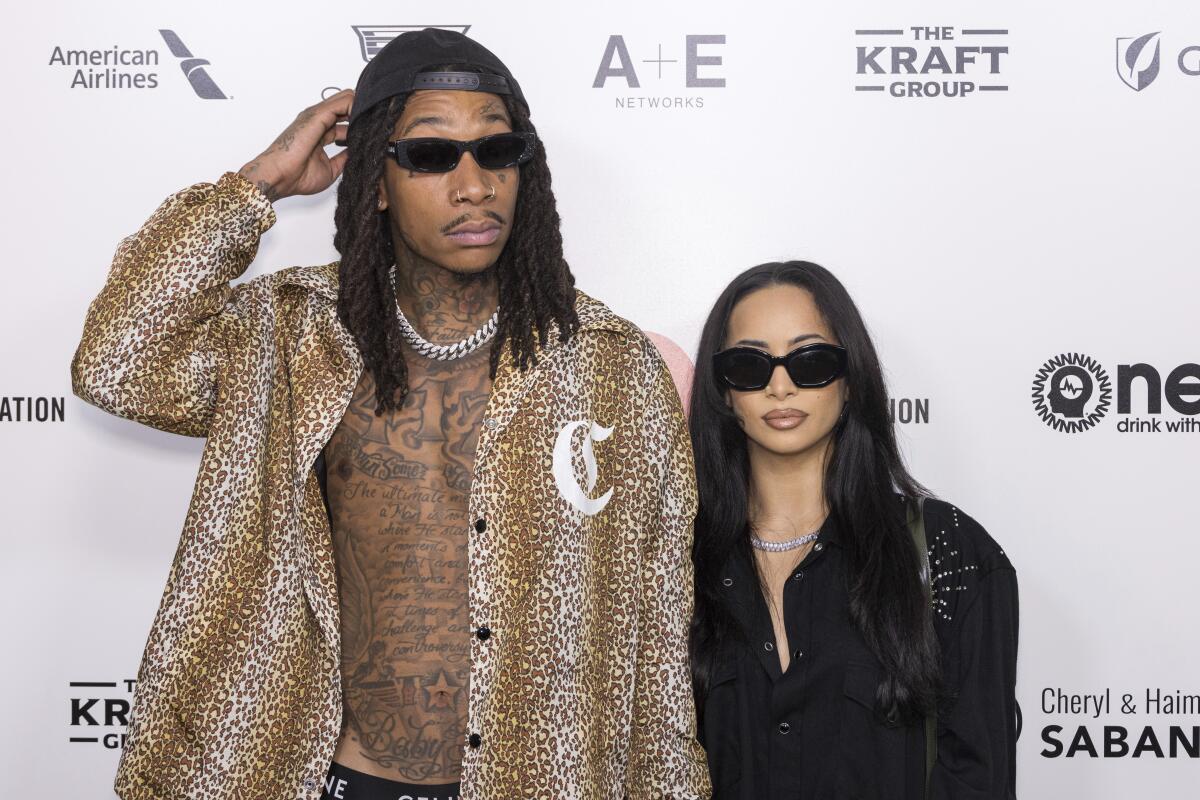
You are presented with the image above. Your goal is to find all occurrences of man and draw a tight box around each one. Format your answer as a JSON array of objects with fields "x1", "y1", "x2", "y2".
[{"x1": 72, "y1": 29, "x2": 709, "y2": 800}]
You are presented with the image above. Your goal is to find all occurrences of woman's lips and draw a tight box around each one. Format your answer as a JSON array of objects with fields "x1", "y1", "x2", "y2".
[{"x1": 762, "y1": 409, "x2": 808, "y2": 430}]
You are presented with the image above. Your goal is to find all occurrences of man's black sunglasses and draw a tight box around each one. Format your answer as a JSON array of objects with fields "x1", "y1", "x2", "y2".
[
  {"x1": 384, "y1": 132, "x2": 538, "y2": 173},
  {"x1": 713, "y1": 343, "x2": 848, "y2": 391}
]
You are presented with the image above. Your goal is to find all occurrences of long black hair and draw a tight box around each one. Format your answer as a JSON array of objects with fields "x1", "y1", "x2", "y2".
[
  {"x1": 689, "y1": 260, "x2": 940, "y2": 725},
  {"x1": 333, "y1": 68, "x2": 579, "y2": 414}
]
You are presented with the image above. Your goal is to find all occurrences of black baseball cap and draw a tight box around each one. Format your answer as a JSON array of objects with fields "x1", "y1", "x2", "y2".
[{"x1": 348, "y1": 28, "x2": 528, "y2": 130}]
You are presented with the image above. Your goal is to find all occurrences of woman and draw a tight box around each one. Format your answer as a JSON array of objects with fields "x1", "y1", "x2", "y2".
[{"x1": 689, "y1": 261, "x2": 1018, "y2": 799}]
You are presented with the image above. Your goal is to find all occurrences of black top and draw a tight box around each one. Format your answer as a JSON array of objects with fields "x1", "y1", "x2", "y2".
[{"x1": 699, "y1": 498, "x2": 1019, "y2": 800}]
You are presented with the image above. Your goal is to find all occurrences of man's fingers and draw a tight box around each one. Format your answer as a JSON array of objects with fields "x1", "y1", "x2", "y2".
[
  {"x1": 327, "y1": 149, "x2": 349, "y2": 182},
  {"x1": 320, "y1": 122, "x2": 348, "y2": 148},
  {"x1": 321, "y1": 88, "x2": 355, "y2": 118}
]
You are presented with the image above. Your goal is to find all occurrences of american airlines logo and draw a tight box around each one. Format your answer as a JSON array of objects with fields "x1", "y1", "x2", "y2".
[{"x1": 46, "y1": 29, "x2": 227, "y2": 98}]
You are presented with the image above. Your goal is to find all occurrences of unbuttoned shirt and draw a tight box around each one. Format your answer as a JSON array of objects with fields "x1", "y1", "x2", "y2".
[
  {"x1": 71, "y1": 172, "x2": 711, "y2": 800},
  {"x1": 699, "y1": 500, "x2": 1018, "y2": 800}
]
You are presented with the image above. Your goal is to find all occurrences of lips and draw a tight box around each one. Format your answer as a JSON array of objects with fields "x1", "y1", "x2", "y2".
[
  {"x1": 762, "y1": 409, "x2": 808, "y2": 430},
  {"x1": 446, "y1": 219, "x2": 502, "y2": 246}
]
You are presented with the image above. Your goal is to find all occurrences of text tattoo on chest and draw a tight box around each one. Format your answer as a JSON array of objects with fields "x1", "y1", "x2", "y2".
[{"x1": 325, "y1": 358, "x2": 490, "y2": 781}]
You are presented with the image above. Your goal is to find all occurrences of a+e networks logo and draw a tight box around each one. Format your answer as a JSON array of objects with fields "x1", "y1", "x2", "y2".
[
  {"x1": 1116, "y1": 32, "x2": 1200, "y2": 91},
  {"x1": 592, "y1": 35, "x2": 727, "y2": 110},
  {"x1": 1033, "y1": 353, "x2": 1200, "y2": 434}
]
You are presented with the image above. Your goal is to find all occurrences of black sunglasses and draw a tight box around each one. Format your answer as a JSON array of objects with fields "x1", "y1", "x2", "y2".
[
  {"x1": 384, "y1": 132, "x2": 538, "y2": 173},
  {"x1": 713, "y1": 343, "x2": 848, "y2": 391}
]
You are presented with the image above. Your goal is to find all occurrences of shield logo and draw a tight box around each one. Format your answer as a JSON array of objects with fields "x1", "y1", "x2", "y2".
[
  {"x1": 1116, "y1": 32, "x2": 1161, "y2": 91},
  {"x1": 351, "y1": 25, "x2": 472, "y2": 62}
]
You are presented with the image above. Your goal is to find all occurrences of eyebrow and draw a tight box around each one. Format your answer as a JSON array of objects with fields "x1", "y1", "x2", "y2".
[
  {"x1": 733, "y1": 333, "x2": 827, "y2": 348},
  {"x1": 399, "y1": 106, "x2": 513, "y2": 138}
]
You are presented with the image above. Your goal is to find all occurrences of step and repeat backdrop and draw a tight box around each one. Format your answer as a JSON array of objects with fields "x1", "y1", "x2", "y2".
[{"x1": 2, "y1": 0, "x2": 1198, "y2": 797}]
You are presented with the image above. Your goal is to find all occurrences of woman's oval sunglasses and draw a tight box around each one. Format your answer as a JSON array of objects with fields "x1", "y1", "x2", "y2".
[{"x1": 713, "y1": 343, "x2": 848, "y2": 391}]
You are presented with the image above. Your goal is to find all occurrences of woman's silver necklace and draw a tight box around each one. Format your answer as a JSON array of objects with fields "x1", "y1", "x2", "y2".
[
  {"x1": 390, "y1": 267, "x2": 499, "y2": 361},
  {"x1": 750, "y1": 530, "x2": 820, "y2": 553}
]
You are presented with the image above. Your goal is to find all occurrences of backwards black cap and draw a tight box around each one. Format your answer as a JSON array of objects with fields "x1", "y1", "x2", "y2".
[{"x1": 348, "y1": 28, "x2": 528, "y2": 129}]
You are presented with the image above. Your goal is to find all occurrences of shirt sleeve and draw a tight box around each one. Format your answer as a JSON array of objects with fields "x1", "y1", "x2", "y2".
[
  {"x1": 622, "y1": 360, "x2": 712, "y2": 800},
  {"x1": 71, "y1": 171, "x2": 275, "y2": 437},
  {"x1": 932, "y1": 564, "x2": 1020, "y2": 800}
]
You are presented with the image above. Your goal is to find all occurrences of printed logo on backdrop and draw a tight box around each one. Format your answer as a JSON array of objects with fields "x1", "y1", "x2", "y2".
[
  {"x1": 322, "y1": 26, "x2": 473, "y2": 100},
  {"x1": 592, "y1": 35, "x2": 727, "y2": 110},
  {"x1": 889, "y1": 397, "x2": 931, "y2": 424},
  {"x1": 1040, "y1": 687, "x2": 1200, "y2": 760},
  {"x1": 855, "y1": 26, "x2": 1009, "y2": 99},
  {"x1": 351, "y1": 25, "x2": 472, "y2": 62},
  {"x1": 1032, "y1": 353, "x2": 1200, "y2": 434},
  {"x1": 1116, "y1": 32, "x2": 1161, "y2": 91},
  {"x1": 0, "y1": 396, "x2": 65, "y2": 422},
  {"x1": 1115, "y1": 32, "x2": 1200, "y2": 91},
  {"x1": 1031, "y1": 354, "x2": 1112, "y2": 433},
  {"x1": 48, "y1": 30, "x2": 228, "y2": 98},
  {"x1": 69, "y1": 679, "x2": 134, "y2": 750}
]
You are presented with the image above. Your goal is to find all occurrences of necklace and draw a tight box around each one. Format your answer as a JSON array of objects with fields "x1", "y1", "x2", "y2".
[
  {"x1": 750, "y1": 530, "x2": 820, "y2": 553},
  {"x1": 389, "y1": 267, "x2": 499, "y2": 361}
]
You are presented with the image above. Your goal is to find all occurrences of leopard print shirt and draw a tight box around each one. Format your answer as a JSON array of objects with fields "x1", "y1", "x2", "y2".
[{"x1": 71, "y1": 172, "x2": 711, "y2": 800}]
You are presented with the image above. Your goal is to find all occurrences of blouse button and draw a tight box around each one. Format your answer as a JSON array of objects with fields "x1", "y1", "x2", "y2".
[
  {"x1": 778, "y1": 722, "x2": 791, "y2": 734},
  {"x1": 722, "y1": 577, "x2": 733, "y2": 587},
  {"x1": 814, "y1": 543, "x2": 825, "y2": 552},
  {"x1": 793, "y1": 571, "x2": 804, "y2": 581},
  {"x1": 763, "y1": 641, "x2": 774, "y2": 652}
]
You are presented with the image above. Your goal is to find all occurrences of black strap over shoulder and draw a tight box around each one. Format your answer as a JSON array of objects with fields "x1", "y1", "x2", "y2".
[{"x1": 907, "y1": 496, "x2": 937, "y2": 800}]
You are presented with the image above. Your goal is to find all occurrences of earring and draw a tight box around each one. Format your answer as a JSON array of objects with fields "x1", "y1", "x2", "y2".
[{"x1": 377, "y1": 199, "x2": 385, "y2": 211}]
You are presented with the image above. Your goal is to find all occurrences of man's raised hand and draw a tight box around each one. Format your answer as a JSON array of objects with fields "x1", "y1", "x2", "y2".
[{"x1": 237, "y1": 89, "x2": 354, "y2": 202}]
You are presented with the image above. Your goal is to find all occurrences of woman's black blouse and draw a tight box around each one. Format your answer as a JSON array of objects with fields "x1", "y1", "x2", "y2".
[{"x1": 698, "y1": 498, "x2": 1019, "y2": 799}]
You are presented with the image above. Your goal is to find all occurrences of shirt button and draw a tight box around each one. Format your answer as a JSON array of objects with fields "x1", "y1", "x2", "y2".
[
  {"x1": 793, "y1": 571, "x2": 804, "y2": 581},
  {"x1": 483, "y1": 417, "x2": 499, "y2": 430},
  {"x1": 722, "y1": 577, "x2": 733, "y2": 587},
  {"x1": 814, "y1": 543, "x2": 825, "y2": 552},
  {"x1": 474, "y1": 518, "x2": 487, "y2": 533},
  {"x1": 476, "y1": 625, "x2": 491, "y2": 641},
  {"x1": 301, "y1": 778, "x2": 316, "y2": 791},
  {"x1": 763, "y1": 641, "x2": 774, "y2": 652},
  {"x1": 468, "y1": 732, "x2": 482, "y2": 748},
  {"x1": 778, "y1": 722, "x2": 791, "y2": 734},
  {"x1": 793, "y1": 650, "x2": 804, "y2": 660}
]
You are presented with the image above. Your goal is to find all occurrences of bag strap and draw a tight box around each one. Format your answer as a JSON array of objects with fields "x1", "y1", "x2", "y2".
[{"x1": 907, "y1": 496, "x2": 936, "y2": 800}]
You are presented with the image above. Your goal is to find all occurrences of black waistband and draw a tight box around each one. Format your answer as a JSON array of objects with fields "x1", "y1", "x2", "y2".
[{"x1": 320, "y1": 761, "x2": 461, "y2": 800}]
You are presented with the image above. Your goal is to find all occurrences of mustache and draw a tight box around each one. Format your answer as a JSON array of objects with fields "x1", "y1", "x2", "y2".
[{"x1": 440, "y1": 210, "x2": 507, "y2": 234}]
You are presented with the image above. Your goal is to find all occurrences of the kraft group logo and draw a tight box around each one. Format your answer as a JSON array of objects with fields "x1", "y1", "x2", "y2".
[
  {"x1": 855, "y1": 26, "x2": 1009, "y2": 99},
  {"x1": 1117, "y1": 32, "x2": 1161, "y2": 91},
  {"x1": 352, "y1": 25, "x2": 472, "y2": 62},
  {"x1": 69, "y1": 679, "x2": 135, "y2": 749},
  {"x1": 1031, "y1": 353, "x2": 1112, "y2": 433}
]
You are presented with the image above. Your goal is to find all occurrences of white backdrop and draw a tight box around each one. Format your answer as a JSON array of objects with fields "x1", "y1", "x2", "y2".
[{"x1": 3, "y1": 0, "x2": 1199, "y2": 796}]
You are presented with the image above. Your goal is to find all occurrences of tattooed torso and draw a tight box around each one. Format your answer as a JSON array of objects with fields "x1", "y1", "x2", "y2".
[{"x1": 326, "y1": 342, "x2": 491, "y2": 784}]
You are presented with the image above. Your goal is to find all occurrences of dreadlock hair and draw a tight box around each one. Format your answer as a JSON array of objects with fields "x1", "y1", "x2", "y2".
[{"x1": 333, "y1": 70, "x2": 579, "y2": 414}]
